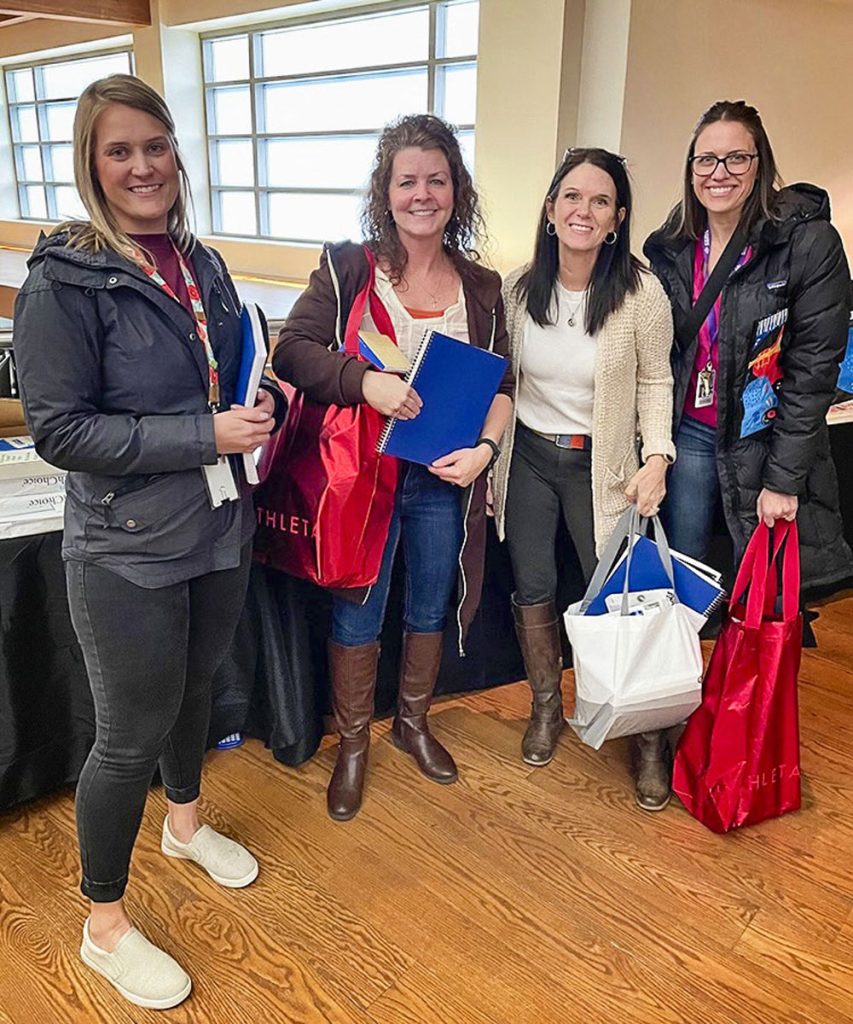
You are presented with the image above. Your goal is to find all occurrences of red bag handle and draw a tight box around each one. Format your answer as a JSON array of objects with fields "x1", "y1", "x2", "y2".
[
  {"x1": 342, "y1": 246, "x2": 398, "y2": 355},
  {"x1": 731, "y1": 520, "x2": 800, "y2": 629},
  {"x1": 766, "y1": 519, "x2": 800, "y2": 624}
]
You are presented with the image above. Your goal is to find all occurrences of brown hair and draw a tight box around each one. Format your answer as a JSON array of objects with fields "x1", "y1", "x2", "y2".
[
  {"x1": 676, "y1": 99, "x2": 782, "y2": 240},
  {"x1": 56, "y1": 73, "x2": 193, "y2": 263},
  {"x1": 360, "y1": 113, "x2": 485, "y2": 281}
]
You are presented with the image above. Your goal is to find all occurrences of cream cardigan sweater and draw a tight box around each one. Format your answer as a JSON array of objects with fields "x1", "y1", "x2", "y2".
[{"x1": 493, "y1": 265, "x2": 677, "y2": 556}]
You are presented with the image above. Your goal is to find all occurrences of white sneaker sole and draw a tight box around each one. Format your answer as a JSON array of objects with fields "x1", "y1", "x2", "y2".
[
  {"x1": 161, "y1": 843, "x2": 259, "y2": 888},
  {"x1": 80, "y1": 947, "x2": 192, "y2": 1010}
]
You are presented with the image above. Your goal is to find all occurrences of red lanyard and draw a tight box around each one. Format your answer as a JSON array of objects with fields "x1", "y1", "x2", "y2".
[{"x1": 136, "y1": 243, "x2": 220, "y2": 409}]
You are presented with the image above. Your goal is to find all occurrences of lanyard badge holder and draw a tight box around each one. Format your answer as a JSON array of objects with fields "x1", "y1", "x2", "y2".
[
  {"x1": 139, "y1": 244, "x2": 239, "y2": 508},
  {"x1": 689, "y1": 227, "x2": 750, "y2": 410}
]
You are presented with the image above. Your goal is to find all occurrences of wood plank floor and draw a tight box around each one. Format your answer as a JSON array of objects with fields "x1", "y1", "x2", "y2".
[{"x1": 1, "y1": 595, "x2": 852, "y2": 1023}]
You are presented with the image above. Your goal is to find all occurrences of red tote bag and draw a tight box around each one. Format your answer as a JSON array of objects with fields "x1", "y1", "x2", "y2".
[
  {"x1": 672, "y1": 520, "x2": 802, "y2": 833},
  {"x1": 252, "y1": 247, "x2": 399, "y2": 590}
]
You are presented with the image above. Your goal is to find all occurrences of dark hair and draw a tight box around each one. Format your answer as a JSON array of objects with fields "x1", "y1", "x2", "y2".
[
  {"x1": 360, "y1": 113, "x2": 485, "y2": 282},
  {"x1": 676, "y1": 99, "x2": 782, "y2": 239},
  {"x1": 516, "y1": 147, "x2": 642, "y2": 336}
]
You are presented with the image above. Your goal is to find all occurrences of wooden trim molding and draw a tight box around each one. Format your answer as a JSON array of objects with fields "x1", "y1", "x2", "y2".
[{"x1": 0, "y1": 0, "x2": 149, "y2": 26}]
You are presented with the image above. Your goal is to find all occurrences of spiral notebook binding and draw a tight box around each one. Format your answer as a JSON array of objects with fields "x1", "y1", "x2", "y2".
[{"x1": 376, "y1": 329, "x2": 435, "y2": 455}]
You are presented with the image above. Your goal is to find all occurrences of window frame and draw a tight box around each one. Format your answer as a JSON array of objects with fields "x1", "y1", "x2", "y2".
[
  {"x1": 4, "y1": 46, "x2": 134, "y2": 222},
  {"x1": 201, "y1": 0, "x2": 478, "y2": 245}
]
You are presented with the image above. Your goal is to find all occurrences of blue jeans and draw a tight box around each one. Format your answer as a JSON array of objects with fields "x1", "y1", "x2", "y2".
[
  {"x1": 660, "y1": 416, "x2": 720, "y2": 561},
  {"x1": 331, "y1": 463, "x2": 463, "y2": 646}
]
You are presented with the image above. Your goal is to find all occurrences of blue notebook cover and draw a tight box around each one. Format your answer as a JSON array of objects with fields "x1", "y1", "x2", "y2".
[
  {"x1": 584, "y1": 534, "x2": 725, "y2": 618},
  {"x1": 236, "y1": 303, "x2": 268, "y2": 406},
  {"x1": 376, "y1": 331, "x2": 507, "y2": 466}
]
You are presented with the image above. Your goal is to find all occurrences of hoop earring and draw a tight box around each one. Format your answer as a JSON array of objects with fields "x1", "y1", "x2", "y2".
[
  {"x1": 545, "y1": 222, "x2": 556, "y2": 236},
  {"x1": 604, "y1": 230, "x2": 618, "y2": 246}
]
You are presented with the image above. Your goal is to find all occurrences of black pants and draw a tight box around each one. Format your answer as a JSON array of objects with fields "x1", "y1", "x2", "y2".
[
  {"x1": 505, "y1": 422, "x2": 597, "y2": 605},
  {"x1": 66, "y1": 547, "x2": 252, "y2": 903}
]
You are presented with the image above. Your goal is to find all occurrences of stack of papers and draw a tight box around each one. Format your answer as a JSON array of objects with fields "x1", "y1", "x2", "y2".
[{"x1": 0, "y1": 437, "x2": 66, "y2": 538}]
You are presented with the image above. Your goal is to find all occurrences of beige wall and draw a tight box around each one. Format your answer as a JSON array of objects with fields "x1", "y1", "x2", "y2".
[
  {"x1": 476, "y1": 0, "x2": 575, "y2": 275},
  {"x1": 1, "y1": 0, "x2": 852, "y2": 279},
  {"x1": 621, "y1": 0, "x2": 853, "y2": 259}
]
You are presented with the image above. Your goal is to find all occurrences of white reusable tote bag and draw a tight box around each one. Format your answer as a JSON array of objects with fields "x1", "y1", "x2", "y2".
[{"x1": 564, "y1": 508, "x2": 703, "y2": 750}]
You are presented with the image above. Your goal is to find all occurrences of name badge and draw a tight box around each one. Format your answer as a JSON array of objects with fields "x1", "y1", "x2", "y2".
[
  {"x1": 202, "y1": 457, "x2": 239, "y2": 508},
  {"x1": 695, "y1": 362, "x2": 716, "y2": 408}
]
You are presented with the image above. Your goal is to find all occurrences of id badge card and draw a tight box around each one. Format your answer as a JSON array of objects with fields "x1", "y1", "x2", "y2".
[
  {"x1": 202, "y1": 456, "x2": 239, "y2": 508},
  {"x1": 695, "y1": 362, "x2": 716, "y2": 408}
]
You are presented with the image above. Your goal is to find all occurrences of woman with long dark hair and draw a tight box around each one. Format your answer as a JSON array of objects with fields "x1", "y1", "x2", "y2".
[
  {"x1": 645, "y1": 101, "x2": 851, "y2": 595},
  {"x1": 13, "y1": 75, "x2": 284, "y2": 1009},
  {"x1": 273, "y1": 114, "x2": 513, "y2": 822},
  {"x1": 493, "y1": 147, "x2": 676, "y2": 809}
]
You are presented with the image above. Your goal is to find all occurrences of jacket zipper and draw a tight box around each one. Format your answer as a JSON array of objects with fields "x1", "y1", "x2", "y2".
[
  {"x1": 454, "y1": 305, "x2": 498, "y2": 656},
  {"x1": 100, "y1": 475, "x2": 161, "y2": 522},
  {"x1": 326, "y1": 244, "x2": 344, "y2": 352},
  {"x1": 213, "y1": 279, "x2": 231, "y2": 314}
]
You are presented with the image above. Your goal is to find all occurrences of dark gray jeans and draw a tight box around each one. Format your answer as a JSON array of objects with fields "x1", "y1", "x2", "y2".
[
  {"x1": 505, "y1": 422, "x2": 597, "y2": 605},
  {"x1": 66, "y1": 546, "x2": 251, "y2": 903}
]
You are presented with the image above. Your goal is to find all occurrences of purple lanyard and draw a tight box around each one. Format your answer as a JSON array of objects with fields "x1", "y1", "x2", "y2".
[{"x1": 700, "y1": 228, "x2": 751, "y2": 350}]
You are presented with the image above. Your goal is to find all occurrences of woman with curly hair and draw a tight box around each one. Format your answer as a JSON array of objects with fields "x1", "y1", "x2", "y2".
[{"x1": 273, "y1": 114, "x2": 513, "y2": 821}]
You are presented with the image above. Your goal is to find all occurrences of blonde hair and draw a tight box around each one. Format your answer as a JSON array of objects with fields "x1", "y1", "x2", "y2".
[{"x1": 56, "y1": 74, "x2": 193, "y2": 262}]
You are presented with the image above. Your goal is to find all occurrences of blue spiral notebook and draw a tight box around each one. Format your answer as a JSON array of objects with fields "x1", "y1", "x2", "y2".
[
  {"x1": 237, "y1": 302, "x2": 269, "y2": 485},
  {"x1": 584, "y1": 534, "x2": 726, "y2": 618},
  {"x1": 376, "y1": 330, "x2": 507, "y2": 466}
]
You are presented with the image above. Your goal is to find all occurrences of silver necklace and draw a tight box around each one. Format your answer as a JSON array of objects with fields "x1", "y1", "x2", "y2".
[
  {"x1": 565, "y1": 295, "x2": 584, "y2": 328},
  {"x1": 558, "y1": 279, "x2": 587, "y2": 327}
]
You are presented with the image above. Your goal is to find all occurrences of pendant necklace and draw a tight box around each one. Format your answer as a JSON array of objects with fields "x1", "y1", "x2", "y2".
[{"x1": 563, "y1": 290, "x2": 586, "y2": 328}]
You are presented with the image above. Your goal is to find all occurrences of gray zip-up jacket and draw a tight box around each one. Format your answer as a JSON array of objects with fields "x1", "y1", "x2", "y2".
[{"x1": 14, "y1": 231, "x2": 284, "y2": 588}]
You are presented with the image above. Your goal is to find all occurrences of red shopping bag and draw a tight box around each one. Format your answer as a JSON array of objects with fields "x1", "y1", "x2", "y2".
[
  {"x1": 252, "y1": 247, "x2": 399, "y2": 589},
  {"x1": 672, "y1": 520, "x2": 802, "y2": 833}
]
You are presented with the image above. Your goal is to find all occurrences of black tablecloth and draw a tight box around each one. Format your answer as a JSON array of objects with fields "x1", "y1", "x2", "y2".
[
  {"x1": 3, "y1": 429, "x2": 851, "y2": 813},
  {"x1": 0, "y1": 522, "x2": 539, "y2": 811}
]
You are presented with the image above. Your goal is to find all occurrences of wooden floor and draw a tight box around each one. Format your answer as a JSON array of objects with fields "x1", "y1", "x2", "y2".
[{"x1": 1, "y1": 597, "x2": 852, "y2": 1024}]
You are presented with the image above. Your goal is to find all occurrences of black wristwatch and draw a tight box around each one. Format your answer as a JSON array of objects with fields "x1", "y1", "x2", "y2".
[{"x1": 476, "y1": 436, "x2": 501, "y2": 469}]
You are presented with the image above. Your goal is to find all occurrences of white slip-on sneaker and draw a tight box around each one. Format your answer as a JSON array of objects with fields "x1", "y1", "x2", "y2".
[
  {"x1": 161, "y1": 817, "x2": 259, "y2": 888},
  {"x1": 80, "y1": 918, "x2": 191, "y2": 1010}
]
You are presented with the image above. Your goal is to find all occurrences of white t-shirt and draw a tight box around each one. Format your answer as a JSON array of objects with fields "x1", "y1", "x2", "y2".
[
  {"x1": 360, "y1": 267, "x2": 470, "y2": 361},
  {"x1": 516, "y1": 283, "x2": 596, "y2": 435}
]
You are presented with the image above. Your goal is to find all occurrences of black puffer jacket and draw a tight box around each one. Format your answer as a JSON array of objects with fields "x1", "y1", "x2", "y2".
[{"x1": 644, "y1": 183, "x2": 853, "y2": 592}]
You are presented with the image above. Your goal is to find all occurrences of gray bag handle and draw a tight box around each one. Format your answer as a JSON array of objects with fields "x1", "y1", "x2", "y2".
[{"x1": 578, "y1": 507, "x2": 678, "y2": 616}]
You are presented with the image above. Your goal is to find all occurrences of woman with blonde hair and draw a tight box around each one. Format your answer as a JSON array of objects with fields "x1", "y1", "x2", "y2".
[{"x1": 14, "y1": 74, "x2": 285, "y2": 1009}]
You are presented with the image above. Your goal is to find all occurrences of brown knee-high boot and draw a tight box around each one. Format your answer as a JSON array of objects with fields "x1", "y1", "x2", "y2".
[
  {"x1": 390, "y1": 632, "x2": 458, "y2": 784},
  {"x1": 633, "y1": 730, "x2": 671, "y2": 811},
  {"x1": 327, "y1": 640, "x2": 380, "y2": 821},
  {"x1": 512, "y1": 598, "x2": 565, "y2": 766}
]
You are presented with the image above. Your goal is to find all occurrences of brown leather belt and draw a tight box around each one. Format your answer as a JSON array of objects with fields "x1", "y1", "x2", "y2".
[{"x1": 524, "y1": 425, "x2": 592, "y2": 451}]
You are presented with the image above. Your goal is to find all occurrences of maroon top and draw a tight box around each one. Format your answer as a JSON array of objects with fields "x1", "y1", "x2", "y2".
[{"x1": 130, "y1": 233, "x2": 194, "y2": 314}]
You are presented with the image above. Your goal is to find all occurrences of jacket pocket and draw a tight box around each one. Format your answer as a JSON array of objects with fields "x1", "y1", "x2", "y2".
[
  {"x1": 85, "y1": 471, "x2": 212, "y2": 562},
  {"x1": 600, "y1": 449, "x2": 639, "y2": 514}
]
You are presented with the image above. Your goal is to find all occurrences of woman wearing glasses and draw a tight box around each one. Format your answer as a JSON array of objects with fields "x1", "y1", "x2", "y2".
[
  {"x1": 645, "y1": 100, "x2": 852, "y2": 780},
  {"x1": 492, "y1": 147, "x2": 675, "y2": 806}
]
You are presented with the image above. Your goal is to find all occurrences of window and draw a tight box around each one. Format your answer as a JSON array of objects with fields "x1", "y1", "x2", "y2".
[
  {"x1": 202, "y1": 1, "x2": 479, "y2": 243},
  {"x1": 5, "y1": 49, "x2": 133, "y2": 221}
]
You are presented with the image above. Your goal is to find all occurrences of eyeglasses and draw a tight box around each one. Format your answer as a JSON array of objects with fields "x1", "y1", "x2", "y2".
[{"x1": 689, "y1": 151, "x2": 758, "y2": 177}]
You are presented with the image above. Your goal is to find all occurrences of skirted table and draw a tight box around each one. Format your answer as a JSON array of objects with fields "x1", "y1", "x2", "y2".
[{"x1": 0, "y1": 521, "x2": 546, "y2": 811}]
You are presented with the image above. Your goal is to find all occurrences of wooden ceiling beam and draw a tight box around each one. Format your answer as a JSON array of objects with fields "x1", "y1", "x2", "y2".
[{"x1": 0, "y1": 1, "x2": 149, "y2": 26}]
